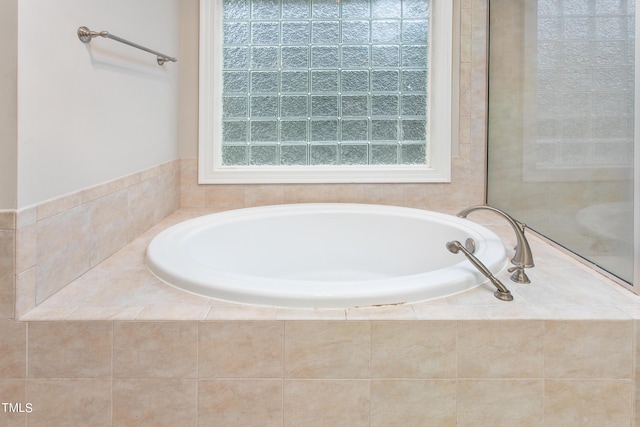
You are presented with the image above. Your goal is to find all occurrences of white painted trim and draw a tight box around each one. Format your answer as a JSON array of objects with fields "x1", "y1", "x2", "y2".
[{"x1": 199, "y1": 0, "x2": 456, "y2": 184}]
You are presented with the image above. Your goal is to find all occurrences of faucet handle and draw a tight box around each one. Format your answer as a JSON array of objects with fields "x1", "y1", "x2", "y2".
[{"x1": 507, "y1": 265, "x2": 531, "y2": 284}]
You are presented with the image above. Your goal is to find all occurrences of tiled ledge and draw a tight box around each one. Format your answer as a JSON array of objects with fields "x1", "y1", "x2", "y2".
[
  {"x1": 14, "y1": 160, "x2": 181, "y2": 318},
  {"x1": 17, "y1": 207, "x2": 640, "y2": 321}
]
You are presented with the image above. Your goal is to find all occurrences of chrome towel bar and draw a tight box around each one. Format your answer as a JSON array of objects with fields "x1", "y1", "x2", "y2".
[{"x1": 77, "y1": 26, "x2": 177, "y2": 66}]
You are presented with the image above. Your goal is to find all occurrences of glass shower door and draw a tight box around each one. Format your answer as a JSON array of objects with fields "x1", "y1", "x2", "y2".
[{"x1": 487, "y1": 0, "x2": 638, "y2": 285}]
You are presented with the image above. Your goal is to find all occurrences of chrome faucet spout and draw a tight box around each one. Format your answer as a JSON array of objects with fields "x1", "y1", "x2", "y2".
[{"x1": 457, "y1": 205, "x2": 534, "y2": 284}]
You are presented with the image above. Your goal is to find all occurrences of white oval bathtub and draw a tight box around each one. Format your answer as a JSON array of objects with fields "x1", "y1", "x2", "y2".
[{"x1": 145, "y1": 204, "x2": 508, "y2": 308}]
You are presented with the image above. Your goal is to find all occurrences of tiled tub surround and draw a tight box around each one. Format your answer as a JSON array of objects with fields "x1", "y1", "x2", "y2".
[
  {"x1": 2, "y1": 3, "x2": 639, "y2": 425},
  {"x1": 5, "y1": 156, "x2": 481, "y2": 320},
  {"x1": 17, "y1": 208, "x2": 640, "y2": 321},
  {"x1": 3, "y1": 208, "x2": 640, "y2": 425},
  {"x1": 0, "y1": 318, "x2": 636, "y2": 426},
  {"x1": 3, "y1": 153, "x2": 639, "y2": 426},
  {"x1": 12, "y1": 159, "x2": 181, "y2": 319}
]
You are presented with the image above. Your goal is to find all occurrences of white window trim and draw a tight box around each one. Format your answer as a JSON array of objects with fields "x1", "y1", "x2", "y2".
[{"x1": 198, "y1": 0, "x2": 457, "y2": 184}]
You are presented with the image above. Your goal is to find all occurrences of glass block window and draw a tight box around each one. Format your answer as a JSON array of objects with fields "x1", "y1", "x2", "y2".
[
  {"x1": 220, "y1": 0, "x2": 430, "y2": 167},
  {"x1": 532, "y1": 0, "x2": 635, "y2": 170}
]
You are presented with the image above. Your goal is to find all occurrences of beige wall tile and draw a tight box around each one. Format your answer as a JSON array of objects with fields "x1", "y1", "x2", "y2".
[
  {"x1": 203, "y1": 185, "x2": 245, "y2": 210},
  {"x1": 97, "y1": 234, "x2": 150, "y2": 271},
  {"x1": 370, "y1": 321, "x2": 456, "y2": 379},
  {"x1": 282, "y1": 184, "x2": 330, "y2": 204},
  {"x1": 198, "y1": 379, "x2": 283, "y2": 427},
  {"x1": 458, "y1": 320, "x2": 544, "y2": 378},
  {"x1": 284, "y1": 380, "x2": 369, "y2": 427},
  {"x1": 0, "y1": 277, "x2": 12, "y2": 320},
  {"x1": 0, "y1": 230, "x2": 15, "y2": 318},
  {"x1": 27, "y1": 379, "x2": 111, "y2": 427},
  {"x1": 370, "y1": 380, "x2": 456, "y2": 427},
  {"x1": 181, "y1": 182, "x2": 205, "y2": 208},
  {"x1": 158, "y1": 166, "x2": 181, "y2": 218},
  {"x1": 14, "y1": 267, "x2": 36, "y2": 318},
  {"x1": 14, "y1": 160, "x2": 181, "y2": 313},
  {"x1": 0, "y1": 230, "x2": 14, "y2": 279},
  {"x1": 37, "y1": 192, "x2": 83, "y2": 221},
  {"x1": 284, "y1": 321, "x2": 369, "y2": 379},
  {"x1": 88, "y1": 188, "x2": 130, "y2": 267},
  {"x1": 35, "y1": 205, "x2": 92, "y2": 303},
  {"x1": 128, "y1": 179, "x2": 161, "y2": 239},
  {"x1": 457, "y1": 379, "x2": 544, "y2": 426},
  {"x1": 0, "y1": 211, "x2": 16, "y2": 231},
  {"x1": 199, "y1": 321, "x2": 283, "y2": 378},
  {"x1": 360, "y1": 184, "x2": 406, "y2": 206},
  {"x1": 544, "y1": 320, "x2": 633, "y2": 379},
  {"x1": 126, "y1": 165, "x2": 180, "y2": 241},
  {"x1": 545, "y1": 379, "x2": 632, "y2": 427},
  {"x1": 15, "y1": 221, "x2": 35, "y2": 274},
  {"x1": 0, "y1": 320, "x2": 26, "y2": 378},
  {"x1": 113, "y1": 379, "x2": 197, "y2": 427},
  {"x1": 113, "y1": 321, "x2": 198, "y2": 379},
  {"x1": 81, "y1": 173, "x2": 130, "y2": 204},
  {"x1": 16, "y1": 207, "x2": 36, "y2": 230},
  {"x1": 459, "y1": 62, "x2": 472, "y2": 118},
  {"x1": 244, "y1": 185, "x2": 286, "y2": 207},
  {"x1": 314, "y1": 184, "x2": 365, "y2": 203},
  {"x1": 403, "y1": 183, "x2": 448, "y2": 211},
  {"x1": 28, "y1": 322, "x2": 112, "y2": 378},
  {"x1": 0, "y1": 379, "x2": 27, "y2": 427},
  {"x1": 180, "y1": 158, "x2": 204, "y2": 208}
]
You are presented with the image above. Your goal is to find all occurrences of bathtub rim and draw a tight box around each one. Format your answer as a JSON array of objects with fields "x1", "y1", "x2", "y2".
[{"x1": 145, "y1": 203, "x2": 509, "y2": 308}]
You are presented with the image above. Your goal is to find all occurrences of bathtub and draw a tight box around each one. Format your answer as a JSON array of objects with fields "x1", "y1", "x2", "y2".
[{"x1": 145, "y1": 204, "x2": 508, "y2": 308}]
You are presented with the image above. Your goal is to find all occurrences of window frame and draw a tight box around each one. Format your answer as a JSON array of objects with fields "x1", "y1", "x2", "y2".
[{"x1": 198, "y1": 0, "x2": 457, "y2": 184}]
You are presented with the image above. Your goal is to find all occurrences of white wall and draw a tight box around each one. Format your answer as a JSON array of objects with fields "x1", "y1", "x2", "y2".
[
  {"x1": 0, "y1": 0, "x2": 18, "y2": 210},
  {"x1": 17, "y1": 0, "x2": 180, "y2": 208}
]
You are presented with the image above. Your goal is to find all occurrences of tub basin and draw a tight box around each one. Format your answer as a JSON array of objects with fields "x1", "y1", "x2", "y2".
[{"x1": 146, "y1": 204, "x2": 508, "y2": 308}]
